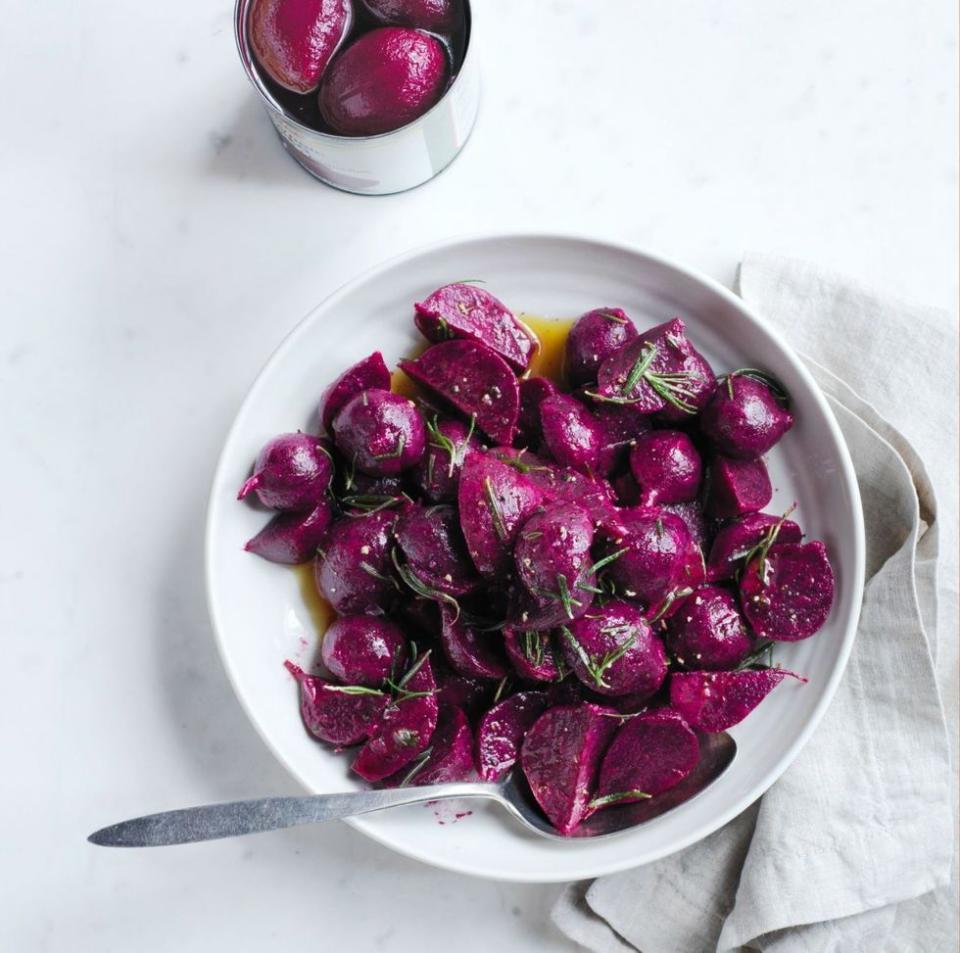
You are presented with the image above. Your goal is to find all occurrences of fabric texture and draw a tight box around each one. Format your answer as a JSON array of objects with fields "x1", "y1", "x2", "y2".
[{"x1": 552, "y1": 255, "x2": 958, "y2": 953}]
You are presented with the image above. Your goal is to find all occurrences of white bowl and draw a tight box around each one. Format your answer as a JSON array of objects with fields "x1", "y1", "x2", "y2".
[{"x1": 205, "y1": 234, "x2": 864, "y2": 882}]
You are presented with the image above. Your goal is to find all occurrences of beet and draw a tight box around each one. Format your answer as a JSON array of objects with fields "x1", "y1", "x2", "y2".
[
  {"x1": 705, "y1": 456, "x2": 772, "y2": 518},
  {"x1": 539, "y1": 393, "x2": 609, "y2": 475},
  {"x1": 238, "y1": 433, "x2": 332, "y2": 510},
  {"x1": 321, "y1": 615, "x2": 408, "y2": 686},
  {"x1": 414, "y1": 283, "x2": 535, "y2": 372},
  {"x1": 439, "y1": 605, "x2": 508, "y2": 679},
  {"x1": 670, "y1": 668, "x2": 806, "y2": 732},
  {"x1": 701, "y1": 373, "x2": 794, "y2": 459},
  {"x1": 332, "y1": 389, "x2": 426, "y2": 477},
  {"x1": 629, "y1": 430, "x2": 702, "y2": 506},
  {"x1": 520, "y1": 704, "x2": 619, "y2": 835},
  {"x1": 560, "y1": 599, "x2": 668, "y2": 699},
  {"x1": 359, "y1": 0, "x2": 461, "y2": 33},
  {"x1": 740, "y1": 541, "x2": 835, "y2": 641},
  {"x1": 457, "y1": 452, "x2": 544, "y2": 576},
  {"x1": 592, "y1": 709, "x2": 699, "y2": 807},
  {"x1": 707, "y1": 512, "x2": 803, "y2": 582},
  {"x1": 411, "y1": 417, "x2": 482, "y2": 503},
  {"x1": 396, "y1": 504, "x2": 480, "y2": 597},
  {"x1": 244, "y1": 499, "x2": 333, "y2": 564},
  {"x1": 387, "y1": 706, "x2": 475, "y2": 786},
  {"x1": 502, "y1": 628, "x2": 563, "y2": 682},
  {"x1": 400, "y1": 341, "x2": 521, "y2": 445},
  {"x1": 517, "y1": 377, "x2": 558, "y2": 446},
  {"x1": 352, "y1": 653, "x2": 439, "y2": 781},
  {"x1": 605, "y1": 507, "x2": 693, "y2": 603},
  {"x1": 314, "y1": 509, "x2": 398, "y2": 614},
  {"x1": 249, "y1": 0, "x2": 352, "y2": 93},
  {"x1": 433, "y1": 665, "x2": 494, "y2": 720},
  {"x1": 333, "y1": 457, "x2": 403, "y2": 505},
  {"x1": 661, "y1": 499, "x2": 711, "y2": 552},
  {"x1": 318, "y1": 352, "x2": 391, "y2": 433},
  {"x1": 476, "y1": 691, "x2": 550, "y2": 781},
  {"x1": 643, "y1": 534, "x2": 708, "y2": 623},
  {"x1": 565, "y1": 308, "x2": 639, "y2": 388},
  {"x1": 319, "y1": 27, "x2": 448, "y2": 136},
  {"x1": 665, "y1": 586, "x2": 753, "y2": 670},
  {"x1": 285, "y1": 662, "x2": 386, "y2": 747}
]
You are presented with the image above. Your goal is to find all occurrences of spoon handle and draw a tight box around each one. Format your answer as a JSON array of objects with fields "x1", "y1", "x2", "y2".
[{"x1": 88, "y1": 783, "x2": 493, "y2": 847}]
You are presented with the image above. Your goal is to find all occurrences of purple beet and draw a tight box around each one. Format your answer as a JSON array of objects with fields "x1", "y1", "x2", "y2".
[
  {"x1": 332, "y1": 389, "x2": 426, "y2": 477},
  {"x1": 414, "y1": 283, "x2": 535, "y2": 372},
  {"x1": 319, "y1": 28, "x2": 449, "y2": 137},
  {"x1": 396, "y1": 504, "x2": 480, "y2": 597},
  {"x1": 360, "y1": 0, "x2": 461, "y2": 33},
  {"x1": 387, "y1": 706, "x2": 475, "y2": 786},
  {"x1": 701, "y1": 373, "x2": 794, "y2": 459},
  {"x1": 706, "y1": 511, "x2": 803, "y2": 582},
  {"x1": 565, "y1": 308, "x2": 639, "y2": 388},
  {"x1": 249, "y1": 0, "x2": 352, "y2": 93},
  {"x1": 629, "y1": 430, "x2": 703, "y2": 506},
  {"x1": 592, "y1": 709, "x2": 699, "y2": 807},
  {"x1": 560, "y1": 599, "x2": 668, "y2": 699},
  {"x1": 321, "y1": 615, "x2": 408, "y2": 686},
  {"x1": 644, "y1": 535, "x2": 708, "y2": 623},
  {"x1": 539, "y1": 394, "x2": 610, "y2": 475},
  {"x1": 318, "y1": 351, "x2": 391, "y2": 433},
  {"x1": 502, "y1": 628, "x2": 564, "y2": 682},
  {"x1": 661, "y1": 499, "x2": 711, "y2": 552},
  {"x1": 314, "y1": 509, "x2": 398, "y2": 614},
  {"x1": 670, "y1": 668, "x2": 806, "y2": 732},
  {"x1": 476, "y1": 691, "x2": 550, "y2": 781},
  {"x1": 517, "y1": 377, "x2": 558, "y2": 446},
  {"x1": 440, "y1": 605, "x2": 508, "y2": 679},
  {"x1": 520, "y1": 703, "x2": 619, "y2": 835},
  {"x1": 352, "y1": 652, "x2": 439, "y2": 781},
  {"x1": 433, "y1": 664, "x2": 494, "y2": 720},
  {"x1": 411, "y1": 417, "x2": 482, "y2": 503},
  {"x1": 285, "y1": 661, "x2": 386, "y2": 747},
  {"x1": 665, "y1": 586, "x2": 753, "y2": 670},
  {"x1": 739, "y1": 541, "x2": 835, "y2": 641},
  {"x1": 400, "y1": 341, "x2": 521, "y2": 445},
  {"x1": 705, "y1": 456, "x2": 772, "y2": 518},
  {"x1": 244, "y1": 499, "x2": 333, "y2": 564},
  {"x1": 238, "y1": 433, "x2": 333, "y2": 510}
]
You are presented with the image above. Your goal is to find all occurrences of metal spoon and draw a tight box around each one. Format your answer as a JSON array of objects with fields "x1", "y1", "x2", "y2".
[{"x1": 88, "y1": 732, "x2": 735, "y2": 847}]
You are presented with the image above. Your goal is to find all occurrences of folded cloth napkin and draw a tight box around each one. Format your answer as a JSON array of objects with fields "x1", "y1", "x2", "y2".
[{"x1": 553, "y1": 254, "x2": 958, "y2": 953}]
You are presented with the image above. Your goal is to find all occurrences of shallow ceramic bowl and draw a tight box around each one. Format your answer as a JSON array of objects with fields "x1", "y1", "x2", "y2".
[{"x1": 206, "y1": 234, "x2": 864, "y2": 882}]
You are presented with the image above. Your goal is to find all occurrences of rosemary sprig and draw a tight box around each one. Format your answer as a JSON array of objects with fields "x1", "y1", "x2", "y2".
[
  {"x1": 384, "y1": 649, "x2": 435, "y2": 702},
  {"x1": 360, "y1": 561, "x2": 398, "y2": 588},
  {"x1": 427, "y1": 414, "x2": 475, "y2": 478},
  {"x1": 343, "y1": 451, "x2": 358, "y2": 492},
  {"x1": 325, "y1": 684, "x2": 385, "y2": 697},
  {"x1": 560, "y1": 625, "x2": 637, "y2": 690},
  {"x1": 598, "y1": 309, "x2": 629, "y2": 325},
  {"x1": 645, "y1": 372, "x2": 697, "y2": 414},
  {"x1": 371, "y1": 433, "x2": 407, "y2": 461},
  {"x1": 725, "y1": 368, "x2": 791, "y2": 408},
  {"x1": 588, "y1": 547, "x2": 629, "y2": 575},
  {"x1": 341, "y1": 493, "x2": 402, "y2": 512},
  {"x1": 390, "y1": 549, "x2": 461, "y2": 619},
  {"x1": 588, "y1": 790, "x2": 652, "y2": 809},
  {"x1": 396, "y1": 747, "x2": 433, "y2": 786},
  {"x1": 553, "y1": 574, "x2": 582, "y2": 619},
  {"x1": 522, "y1": 630, "x2": 546, "y2": 667},
  {"x1": 735, "y1": 640, "x2": 775, "y2": 671},
  {"x1": 500, "y1": 450, "x2": 551, "y2": 475},
  {"x1": 483, "y1": 476, "x2": 509, "y2": 541},
  {"x1": 647, "y1": 586, "x2": 694, "y2": 624},
  {"x1": 492, "y1": 675, "x2": 511, "y2": 704},
  {"x1": 739, "y1": 504, "x2": 798, "y2": 582},
  {"x1": 620, "y1": 344, "x2": 658, "y2": 396}
]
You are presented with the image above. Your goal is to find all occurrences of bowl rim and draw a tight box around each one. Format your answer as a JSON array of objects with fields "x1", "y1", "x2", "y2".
[{"x1": 204, "y1": 232, "x2": 865, "y2": 882}]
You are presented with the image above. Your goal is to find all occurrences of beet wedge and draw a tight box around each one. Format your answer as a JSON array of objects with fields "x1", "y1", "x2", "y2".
[
  {"x1": 318, "y1": 351, "x2": 391, "y2": 433},
  {"x1": 476, "y1": 691, "x2": 550, "y2": 782}
]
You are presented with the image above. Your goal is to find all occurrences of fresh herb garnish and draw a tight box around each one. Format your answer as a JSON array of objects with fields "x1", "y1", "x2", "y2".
[
  {"x1": 390, "y1": 549, "x2": 461, "y2": 619},
  {"x1": 384, "y1": 649, "x2": 435, "y2": 702},
  {"x1": 371, "y1": 433, "x2": 407, "y2": 462},
  {"x1": 560, "y1": 624, "x2": 637, "y2": 690},
  {"x1": 621, "y1": 344, "x2": 658, "y2": 396},
  {"x1": 427, "y1": 414, "x2": 475, "y2": 478},
  {"x1": 555, "y1": 573, "x2": 582, "y2": 619},
  {"x1": 325, "y1": 684, "x2": 385, "y2": 697},
  {"x1": 522, "y1": 630, "x2": 546, "y2": 667},
  {"x1": 396, "y1": 747, "x2": 433, "y2": 786},
  {"x1": 360, "y1": 561, "x2": 398, "y2": 587},
  {"x1": 588, "y1": 790, "x2": 652, "y2": 809},
  {"x1": 647, "y1": 586, "x2": 694, "y2": 624},
  {"x1": 598, "y1": 309, "x2": 628, "y2": 325},
  {"x1": 725, "y1": 368, "x2": 791, "y2": 408},
  {"x1": 735, "y1": 640, "x2": 775, "y2": 671},
  {"x1": 492, "y1": 675, "x2": 511, "y2": 705},
  {"x1": 483, "y1": 476, "x2": 509, "y2": 541},
  {"x1": 739, "y1": 504, "x2": 797, "y2": 582},
  {"x1": 588, "y1": 547, "x2": 629, "y2": 575}
]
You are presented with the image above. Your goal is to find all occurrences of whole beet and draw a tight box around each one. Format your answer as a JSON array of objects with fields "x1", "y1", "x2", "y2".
[
  {"x1": 360, "y1": 0, "x2": 462, "y2": 33},
  {"x1": 321, "y1": 615, "x2": 408, "y2": 686},
  {"x1": 629, "y1": 430, "x2": 702, "y2": 506},
  {"x1": 332, "y1": 388, "x2": 426, "y2": 476},
  {"x1": 605, "y1": 507, "x2": 693, "y2": 603},
  {"x1": 565, "y1": 308, "x2": 638, "y2": 388},
  {"x1": 665, "y1": 586, "x2": 753, "y2": 670},
  {"x1": 238, "y1": 433, "x2": 333, "y2": 510},
  {"x1": 700, "y1": 374, "x2": 794, "y2": 459},
  {"x1": 318, "y1": 351, "x2": 391, "y2": 433},
  {"x1": 539, "y1": 394, "x2": 609, "y2": 475}
]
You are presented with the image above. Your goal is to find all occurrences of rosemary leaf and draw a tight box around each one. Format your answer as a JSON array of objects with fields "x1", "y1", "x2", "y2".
[{"x1": 588, "y1": 790, "x2": 652, "y2": 809}]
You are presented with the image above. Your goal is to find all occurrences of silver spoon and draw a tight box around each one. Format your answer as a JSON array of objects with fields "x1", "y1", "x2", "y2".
[{"x1": 88, "y1": 732, "x2": 735, "y2": 847}]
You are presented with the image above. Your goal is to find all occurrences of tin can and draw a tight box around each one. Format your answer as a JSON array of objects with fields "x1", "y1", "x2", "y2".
[{"x1": 234, "y1": 0, "x2": 479, "y2": 195}]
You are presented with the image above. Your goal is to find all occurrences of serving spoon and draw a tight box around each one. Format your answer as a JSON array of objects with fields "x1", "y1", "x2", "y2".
[{"x1": 89, "y1": 732, "x2": 735, "y2": 847}]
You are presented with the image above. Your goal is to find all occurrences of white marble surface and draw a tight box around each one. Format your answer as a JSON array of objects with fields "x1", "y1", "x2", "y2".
[{"x1": 1, "y1": 0, "x2": 956, "y2": 950}]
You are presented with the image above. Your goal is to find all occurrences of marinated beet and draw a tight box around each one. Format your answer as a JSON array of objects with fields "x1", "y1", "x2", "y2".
[
  {"x1": 661, "y1": 499, "x2": 711, "y2": 552},
  {"x1": 706, "y1": 511, "x2": 803, "y2": 582},
  {"x1": 439, "y1": 605, "x2": 508, "y2": 679},
  {"x1": 414, "y1": 283, "x2": 535, "y2": 372},
  {"x1": 332, "y1": 389, "x2": 426, "y2": 476},
  {"x1": 560, "y1": 599, "x2": 668, "y2": 699},
  {"x1": 318, "y1": 351, "x2": 391, "y2": 433},
  {"x1": 517, "y1": 377, "x2": 558, "y2": 446},
  {"x1": 400, "y1": 341, "x2": 521, "y2": 445},
  {"x1": 592, "y1": 709, "x2": 699, "y2": 807},
  {"x1": 396, "y1": 504, "x2": 479, "y2": 597},
  {"x1": 502, "y1": 628, "x2": 563, "y2": 682},
  {"x1": 539, "y1": 394, "x2": 608, "y2": 475},
  {"x1": 319, "y1": 28, "x2": 448, "y2": 137},
  {"x1": 670, "y1": 668, "x2": 806, "y2": 732},
  {"x1": 476, "y1": 691, "x2": 550, "y2": 781},
  {"x1": 360, "y1": 0, "x2": 461, "y2": 33},
  {"x1": 314, "y1": 509, "x2": 398, "y2": 614},
  {"x1": 740, "y1": 541, "x2": 835, "y2": 641},
  {"x1": 411, "y1": 417, "x2": 481, "y2": 503},
  {"x1": 629, "y1": 430, "x2": 702, "y2": 506},
  {"x1": 333, "y1": 457, "x2": 404, "y2": 505},
  {"x1": 238, "y1": 433, "x2": 332, "y2": 510},
  {"x1": 244, "y1": 499, "x2": 333, "y2": 564},
  {"x1": 705, "y1": 456, "x2": 772, "y2": 517},
  {"x1": 701, "y1": 373, "x2": 794, "y2": 459},
  {"x1": 520, "y1": 703, "x2": 618, "y2": 835},
  {"x1": 387, "y1": 706, "x2": 475, "y2": 786},
  {"x1": 433, "y1": 664, "x2": 494, "y2": 719},
  {"x1": 665, "y1": 586, "x2": 753, "y2": 670},
  {"x1": 250, "y1": 0, "x2": 352, "y2": 93},
  {"x1": 321, "y1": 615, "x2": 408, "y2": 686},
  {"x1": 644, "y1": 535, "x2": 707, "y2": 622},
  {"x1": 565, "y1": 308, "x2": 638, "y2": 388}
]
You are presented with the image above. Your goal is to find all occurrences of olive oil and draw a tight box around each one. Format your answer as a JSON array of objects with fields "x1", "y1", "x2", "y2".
[
  {"x1": 518, "y1": 314, "x2": 575, "y2": 385},
  {"x1": 292, "y1": 562, "x2": 335, "y2": 637}
]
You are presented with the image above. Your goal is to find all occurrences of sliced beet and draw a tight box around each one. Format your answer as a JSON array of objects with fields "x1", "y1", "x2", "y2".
[
  {"x1": 414, "y1": 283, "x2": 535, "y2": 372},
  {"x1": 399, "y1": 341, "x2": 521, "y2": 445},
  {"x1": 411, "y1": 417, "x2": 482, "y2": 503},
  {"x1": 705, "y1": 456, "x2": 772, "y2": 518},
  {"x1": 457, "y1": 452, "x2": 544, "y2": 576},
  {"x1": 661, "y1": 499, "x2": 711, "y2": 552},
  {"x1": 520, "y1": 703, "x2": 619, "y2": 835},
  {"x1": 517, "y1": 377, "x2": 558, "y2": 446},
  {"x1": 701, "y1": 373, "x2": 794, "y2": 459},
  {"x1": 665, "y1": 586, "x2": 753, "y2": 670},
  {"x1": 670, "y1": 668, "x2": 806, "y2": 732},
  {"x1": 565, "y1": 308, "x2": 639, "y2": 388},
  {"x1": 592, "y1": 709, "x2": 699, "y2": 807},
  {"x1": 644, "y1": 535, "x2": 708, "y2": 623},
  {"x1": 739, "y1": 541, "x2": 835, "y2": 641},
  {"x1": 385, "y1": 706, "x2": 475, "y2": 786},
  {"x1": 333, "y1": 457, "x2": 403, "y2": 507},
  {"x1": 332, "y1": 389, "x2": 426, "y2": 476},
  {"x1": 560, "y1": 599, "x2": 668, "y2": 699},
  {"x1": 502, "y1": 628, "x2": 564, "y2": 682},
  {"x1": 540, "y1": 393, "x2": 608, "y2": 475},
  {"x1": 318, "y1": 351, "x2": 391, "y2": 433},
  {"x1": 707, "y1": 512, "x2": 803, "y2": 582},
  {"x1": 440, "y1": 605, "x2": 508, "y2": 679},
  {"x1": 433, "y1": 664, "x2": 494, "y2": 720},
  {"x1": 314, "y1": 509, "x2": 398, "y2": 614},
  {"x1": 352, "y1": 653, "x2": 439, "y2": 781},
  {"x1": 238, "y1": 433, "x2": 333, "y2": 511},
  {"x1": 396, "y1": 504, "x2": 480, "y2": 597},
  {"x1": 285, "y1": 662, "x2": 386, "y2": 747},
  {"x1": 629, "y1": 430, "x2": 702, "y2": 506},
  {"x1": 476, "y1": 691, "x2": 550, "y2": 781},
  {"x1": 244, "y1": 499, "x2": 333, "y2": 564},
  {"x1": 321, "y1": 615, "x2": 408, "y2": 686}
]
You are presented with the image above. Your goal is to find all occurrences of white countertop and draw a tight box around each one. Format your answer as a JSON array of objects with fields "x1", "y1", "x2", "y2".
[{"x1": 2, "y1": 0, "x2": 956, "y2": 950}]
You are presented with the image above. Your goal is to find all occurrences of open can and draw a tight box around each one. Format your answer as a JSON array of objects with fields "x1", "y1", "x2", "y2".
[{"x1": 234, "y1": 0, "x2": 480, "y2": 195}]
